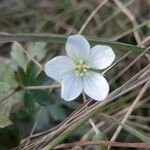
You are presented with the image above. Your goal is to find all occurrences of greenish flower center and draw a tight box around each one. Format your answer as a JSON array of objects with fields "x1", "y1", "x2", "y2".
[{"x1": 74, "y1": 60, "x2": 89, "y2": 76}]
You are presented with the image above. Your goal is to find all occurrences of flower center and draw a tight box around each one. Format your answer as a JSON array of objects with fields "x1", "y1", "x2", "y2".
[{"x1": 74, "y1": 60, "x2": 89, "y2": 76}]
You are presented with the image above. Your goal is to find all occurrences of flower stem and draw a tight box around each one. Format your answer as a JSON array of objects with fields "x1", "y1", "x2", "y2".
[{"x1": 82, "y1": 92, "x2": 100, "y2": 134}]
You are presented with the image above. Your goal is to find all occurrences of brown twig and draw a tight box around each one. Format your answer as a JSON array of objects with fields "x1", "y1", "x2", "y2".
[
  {"x1": 78, "y1": 0, "x2": 109, "y2": 34},
  {"x1": 109, "y1": 46, "x2": 150, "y2": 84},
  {"x1": 110, "y1": 80, "x2": 150, "y2": 142},
  {"x1": 113, "y1": 0, "x2": 141, "y2": 43},
  {"x1": 54, "y1": 141, "x2": 150, "y2": 149}
]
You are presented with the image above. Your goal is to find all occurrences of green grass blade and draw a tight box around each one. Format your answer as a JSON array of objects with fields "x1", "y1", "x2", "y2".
[{"x1": 0, "y1": 33, "x2": 144, "y2": 52}]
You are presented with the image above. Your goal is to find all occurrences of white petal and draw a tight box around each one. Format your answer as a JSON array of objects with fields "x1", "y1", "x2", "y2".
[
  {"x1": 66, "y1": 34, "x2": 90, "y2": 61},
  {"x1": 88, "y1": 45, "x2": 115, "y2": 69},
  {"x1": 45, "y1": 56, "x2": 73, "y2": 82},
  {"x1": 83, "y1": 72, "x2": 109, "y2": 101},
  {"x1": 61, "y1": 73, "x2": 83, "y2": 101}
]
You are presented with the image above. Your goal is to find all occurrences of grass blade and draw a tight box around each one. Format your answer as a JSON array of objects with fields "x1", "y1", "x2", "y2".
[{"x1": 0, "y1": 33, "x2": 144, "y2": 52}]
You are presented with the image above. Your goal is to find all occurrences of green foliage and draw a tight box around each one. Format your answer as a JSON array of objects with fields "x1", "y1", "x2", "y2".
[
  {"x1": 27, "y1": 42, "x2": 47, "y2": 61},
  {"x1": 0, "y1": 0, "x2": 149, "y2": 148},
  {"x1": 49, "y1": 104, "x2": 66, "y2": 121},
  {"x1": 11, "y1": 42, "x2": 47, "y2": 71},
  {"x1": 0, "y1": 113, "x2": 12, "y2": 128},
  {"x1": 11, "y1": 42, "x2": 28, "y2": 71},
  {"x1": 17, "y1": 61, "x2": 55, "y2": 109},
  {"x1": 0, "y1": 125, "x2": 20, "y2": 149},
  {"x1": 0, "y1": 57, "x2": 19, "y2": 125}
]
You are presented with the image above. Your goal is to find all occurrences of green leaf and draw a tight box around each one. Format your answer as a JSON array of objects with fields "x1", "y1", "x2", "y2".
[
  {"x1": 17, "y1": 67, "x2": 27, "y2": 86},
  {"x1": 26, "y1": 61, "x2": 40, "y2": 84},
  {"x1": 25, "y1": 89, "x2": 55, "y2": 106},
  {"x1": 23, "y1": 90, "x2": 36, "y2": 113},
  {"x1": 27, "y1": 42, "x2": 47, "y2": 61},
  {"x1": 0, "y1": 113, "x2": 12, "y2": 128},
  {"x1": 49, "y1": 105, "x2": 66, "y2": 121},
  {"x1": 34, "y1": 71, "x2": 52, "y2": 85},
  {"x1": 0, "y1": 33, "x2": 145, "y2": 52},
  {"x1": 17, "y1": 61, "x2": 56, "y2": 108},
  {"x1": 0, "y1": 125, "x2": 20, "y2": 148},
  {"x1": 11, "y1": 42, "x2": 28, "y2": 71},
  {"x1": 0, "y1": 57, "x2": 19, "y2": 118}
]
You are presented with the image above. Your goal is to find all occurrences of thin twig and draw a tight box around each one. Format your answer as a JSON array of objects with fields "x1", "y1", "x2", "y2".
[
  {"x1": 109, "y1": 46, "x2": 150, "y2": 84},
  {"x1": 78, "y1": 0, "x2": 109, "y2": 34},
  {"x1": 81, "y1": 95, "x2": 149, "y2": 141},
  {"x1": 24, "y1": 84, "x2": 60, "y2": 90},
  {"x1": 110, "y1": 20, "x2": 149, "y2": 41},
  {"x1": 20, "y1": 73, "x2": 148, "y2": 150},
  {"x1": 24, "y1": 108, "x2": 44, "y2": 148},
  {"x1": 20, "y1": 96, "x2": 91, "y2": 149},
  {"x1": 82, "y1": 92, "x2": 100, "y2": 134},
  {"x1": 103, "y1": 36, "x2": 150, "y2": 76},
  {"x1": 113, "y1": 0, "x2": 141, "y2": 43},
  {"x1": 14, "y1": 42, "x2": 44, "y2": 71},
  {"x1": 102, "y1": 51, "x2": 131, "y2": 75},
  {"x1": 0, "y1": 32, "x2": 44, "y2": 71},
  {"x1": 54, "y1": 141, "x2": 150, "y2": 149},
  {"x1": 110, "y1": 80, "x2": 150, "y2": 142},
  {"x1": 0, "y1": 86, "x2": 21, "y2": 103}
]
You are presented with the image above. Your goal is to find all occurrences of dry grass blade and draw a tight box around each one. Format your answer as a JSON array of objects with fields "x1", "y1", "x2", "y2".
[
  {"x1": 109, "y1": 46, "x2": 150, "y2": 84},
  {"x1": 110, "y1": 80, "x2": 150, "y2": 143},
  {"x1": 18, "y1": 44, "x2": 150, "y2": 149},
  {"x1": 78, "y1": 0, "x2": 109, "y2": 34},
  {"x1": 54, "y1": 141, "x2": 150, "y2": 149},
  {"x1": 40, "y1": 70, "x2": 149, "y2": 149},
  {"x1": 81, "y1": 95, "x2": 149, "y2": 141},
  {"x1": 23, "y1": 108, "x2": 44, "y2": 148},
  {"x1": 0, "y1": 1, "x2": 149, "y2": 150},
  {"x1": 113, "y1": 0, "x2": 141, "y2": 43}
]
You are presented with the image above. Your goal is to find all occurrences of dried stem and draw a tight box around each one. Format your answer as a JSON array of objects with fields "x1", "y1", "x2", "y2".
[
  {"x1": 113, "y1": 0, "x2": 141, "y2": 43},
  {"x1": 55, "y1": 141, "x2": 150, "y2": 149},
  {"x1": 82, "y1": 92, "x2": 100, "y2": 134},
  {"x1": 110, "y1": 80, "x2": 150, "y2": 143},
  {"x1": 24, "y1": 108, "x2": 44, "y2": 148},
  {"x1": 78, "y1": 0, "x2": 108, "y2": 34}
]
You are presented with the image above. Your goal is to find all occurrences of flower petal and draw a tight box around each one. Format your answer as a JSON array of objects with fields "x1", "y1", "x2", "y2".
[
  {"x1": 88, "y1": 45, "x2": 115, "y2": 69},
  {"x1": 61, "y1": 73, "x2": 83, "y2": 101},
  {"x1": 83, "y1": 72, "x2": 109, "y2": 101},
  {"x1": 45, "y1": 56, "x2": 73, "y2": 82},
  {"x1": 66, "y1": 34, "x2": 90, "y2": 61}
]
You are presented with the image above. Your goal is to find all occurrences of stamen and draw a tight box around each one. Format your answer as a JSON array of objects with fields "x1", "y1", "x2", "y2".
[
  {"x1": 80, "y1": 72, "x2": 84, "y2": 76},
  {"x1": 76, "y1": 64, "x2": 80, "y2": 69},
  {"x1": 83, "y1": 64, "x2": 86, "y2": 68},
  {"x1": 83, "y1": 68, "x2": 87, "y2": 72},
  {"x1": 74, "y1": 60, "x2": 89, "y2": 76}
]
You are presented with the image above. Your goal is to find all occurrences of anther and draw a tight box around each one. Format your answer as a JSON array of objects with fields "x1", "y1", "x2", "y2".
[
  {"x1": 83, "y1": 68, "x2": 87, "y2": 72},
  {"x1": 80, "y1": 72, "x2": 84, "y2": 76}
]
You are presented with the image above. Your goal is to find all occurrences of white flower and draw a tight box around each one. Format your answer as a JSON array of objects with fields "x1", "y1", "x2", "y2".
[{"x1": 45, "y1": 35, "x2": 115, "y2": 101}]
